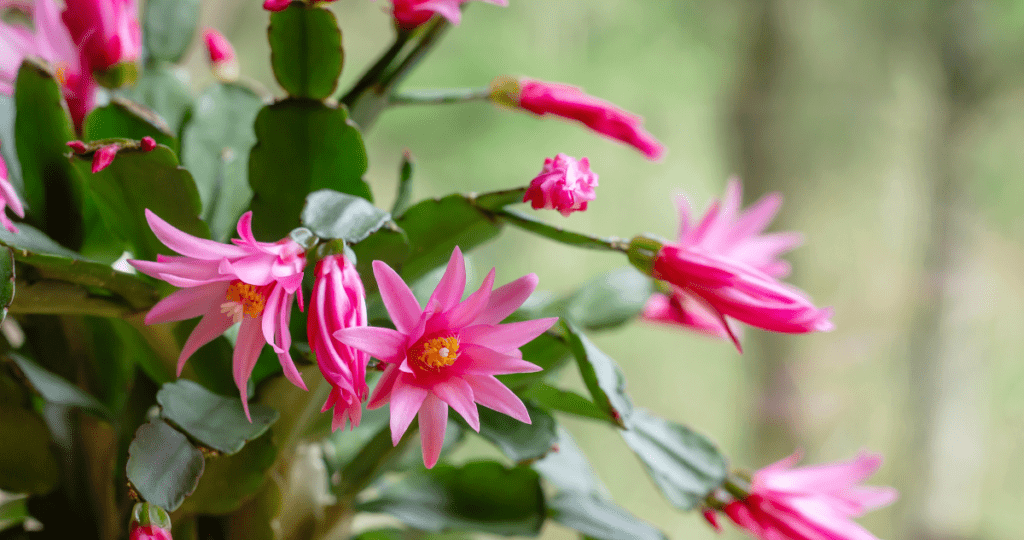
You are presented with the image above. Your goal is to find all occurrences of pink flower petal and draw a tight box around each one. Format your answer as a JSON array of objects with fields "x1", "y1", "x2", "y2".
[
  {"x1": 233, "y1": 317, "x2": 266, "y2": 421},
  {"x1": 144, "y1": 209, "x2": 248, "y2": 260},
  {"x1": 368, "y1": 363, "x2": 401, "y2": 409},
  {"x1": 389, "y1": 382, "x2": 428, "y2": 446},
  {"x1": 333, "y1": 326, "x2": 407, "y2": 364},
  {"x1": 418, "y1": 393, "x2": 448, "y2": 468},
  {"x1": 145, "y1": 281, "x2": 225, "y2": 325},
  {"x1": 432, "y1": 377, "x2": 478, "y2": 431},
  {"x1": 458, "y1": 344, "x2": 542, "y2": 376},
  {"x1": 426, "y1": 246, "x2": 466, "y2": 313},
  {"x1": 373, "y1": 260, "x2": 422, "y2": 335},
  {"x1": 460, "y1": 317, "x2": 558, "y2": 352},
  {"x1": 177, "y1": 304, "x2": 234, "y2": 375},
  {"x1": 475, "y1": 273, "x2": 538, "y2": 325},
  {"x1": 463, "y1": 374, "x2": 530, "y2": 423},
  {"x1": 444, "y1": 268, "x2": 495, "y2": 329}
]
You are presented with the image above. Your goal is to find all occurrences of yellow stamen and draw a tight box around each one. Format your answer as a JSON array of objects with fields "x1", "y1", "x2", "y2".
[
  {"x1": 224, "y1": 281, "x2": 266, "y2": 319},
  {"x1": 55, "y1": 63, "x2": 69, "y2": 87},
  {"x1": 414, "y1": 336, "x2": 460, "y2": 370}
]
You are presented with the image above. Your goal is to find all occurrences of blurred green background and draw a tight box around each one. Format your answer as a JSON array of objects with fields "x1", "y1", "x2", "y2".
[{"x1": 182, "y1": 1, "x2": 1024, "y2": 538}]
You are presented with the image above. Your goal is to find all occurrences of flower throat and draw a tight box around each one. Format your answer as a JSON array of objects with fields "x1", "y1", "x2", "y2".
[
  {"x1": 221, "y1": 280, "x2": 267, "y2": 323},
  {"x1": 412, "y1": 336, "x2": 460, "y2": 370}
]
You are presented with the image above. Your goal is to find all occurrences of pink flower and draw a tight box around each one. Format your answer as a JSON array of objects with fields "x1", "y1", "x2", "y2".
[
  {"x1": 130, "y1": 525, "x2": 173, "y2": 540},
  {"x1": 308, "y1": 254, "x2": 369, "y2": 431},
  {"x1": 61, "y1": 0, "x2": 142, "y2": 73},
  {"x1": 262, "y1": 0, "x2": 291, "y2": 11},
  {"x1": 91, "y1": 144, "x2": 118, "y2": 172},
  {"x1": 203, "y1": 27, "x2": 239, "y2": 82},
  {"x1": 129, "y1": 211, "x2": 307, "y2": 419},
  {"x1": 0, "y1": 0, "x2": 97, "y2": 128},
  {"x1": 387, "y1": 0, "x2": 508, "y2": 29},
  {"x1": 503, "y1": 78, "x2": 664, "y2": 161},
  {"x1": 140, "y1": 136, "x2": 157, "y2": 152},
  {"x1": 0, "y1": 147, "x2": 25, "y2": 233},
  {"x1": 720, "y1": 451, "x2": 897, "y2": 540},
  {"x1": 523, "y1": 153, "x2": 598, "y2": 217},
  {"x1": 641, "y1": 179, "x2": 832, "y2": 350},
  {"x1": 333, "y1": 247, "x2": 557, "y2": 468}
]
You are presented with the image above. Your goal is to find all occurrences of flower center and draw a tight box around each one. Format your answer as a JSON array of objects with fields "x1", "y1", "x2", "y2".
[
  {"x1": 220, "y1": 280, "x2": 267, "y2": 323},
  {"x1": 411, "y1": 336, "x2": 460, "y2": 371},
  {"x1": 55, "y1": 63, "x2": 71, "y2": 87}
]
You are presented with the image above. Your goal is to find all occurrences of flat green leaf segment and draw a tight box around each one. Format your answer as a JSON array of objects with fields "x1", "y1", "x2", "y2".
[
  {"x1": 359, "y1": 462, "x2": 546, "y2": 536},
  {"x1": 179, "y1": 434, "x2": 276, "y2": 515},
  {"x1": 143, "y1": 0, "x2": 200, "y2": 63},
  {"x1": 248, "y1": 100, "x2": 371, "y2": 240},
  {"x1": 126, "y1": 67, "x2": 194, "y2": 134},
  {"x1": 84, "y1": 99, "x2": 176, "y2": 151},
  {"x1": 71, "y1": 143, "x2": 209, "y2": 260},
  {"x1": 475, "y1": 402, "x2": 557, "y2": 463},
  {"x1": 183, "y1": 83, "x2": 264, "y2": 241},
  {"x1": 621, "y1": 408, "x2": 728, "y2": 511},
  {"x1": 565, "y1": 267, "x2": 654, "y2": 330},
  {"x1": 269, "y1": 3, "x2": 343, "y2": 100},
  {"x1": 0, "y1": 496, "x2": 29, "y2": 533},
  {"x1": 13, "y1": 60, "x2": 84, "y2": 248},
  {"x1": 126, "y1": 420, "x2": 205, "y2": 511},
  {"x1": 0, "y1": 405, "x2": 58, "y2": 495},
  {"x1": 563, "y1": 322, "x2": 634, "y2": 428},
  {"x1": 302, "y1": 189, "x2": 390, "y2": 243},
  {"x1": 157, "y1": 380, "x2": 279, "y2": 455},
  {"x1": 0, "y1": 248, "x2": 12, "y2": 322},
  {"x1": 9, "y1": 353, "x2": 110, "y2": 418}
]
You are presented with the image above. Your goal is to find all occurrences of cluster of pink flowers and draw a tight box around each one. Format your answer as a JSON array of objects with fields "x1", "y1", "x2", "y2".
[{"x1": 524, "y1": 154, "x2": 598, "y2": 217}]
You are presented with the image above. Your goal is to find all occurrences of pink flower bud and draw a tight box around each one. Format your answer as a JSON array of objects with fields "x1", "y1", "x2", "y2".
[
  {"x1": 701, "y1": 508, "x2": 722, "y2": 533},
  {"x1": 263, "y1": 0, "x2": 291, "y2": 11},
  {"x1": 388, "y1": 0, "x2": 507, "y2": 29},
  {"x1": 523, "y1": 154, "x2": 598, "y2": 217},
  {"x1": 67, "y1": 140, "x2": 88, "y2": 153},
  {"x1": 130, "y1": 525, "x2": 173, "y2": 540},
  {"x1": 202, "y1": 28, "x2": 240, "y2": 82},
  {"x1": 91, "y1": 144, "x2": 119, "y2": 173},
  {"x1": 61, "y1": 0, "x2": 142, "y2": 73},
  {"x1": 128, "y1": 503, "x2": 172, "y2": 540},
  {"x1": 140, "y1": 137, "x2": 157, "y2": 152}
]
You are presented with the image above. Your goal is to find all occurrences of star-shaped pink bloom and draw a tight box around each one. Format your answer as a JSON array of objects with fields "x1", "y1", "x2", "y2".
[
  {"x1": 129, "y1": 210, "x2": 307, "y2": 419},
  {"x1": 334, "y1": 247, "x2": 557, "y2": 468}
]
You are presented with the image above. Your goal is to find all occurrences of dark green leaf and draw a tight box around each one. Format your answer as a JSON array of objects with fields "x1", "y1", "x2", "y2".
[
  {"x1": 352, "y1": 225, "x2": 410, "y2": 296},
  {"x1": 157, "y1": 379, "x2": 278, "y2": 455},
  {"x1": 0, "y1": 405, "x2": 58, "y2": 494},
  {"x1": 565, "y1": 268, "x2": 653, "y2": 331},
  {"x1": 301, "y1": 189, "x2": 390, "y2": 243},
  {"x1": 83, "y1": 99, "x2": 176, "y2": 151},
  {"x1": 71, "y1": 143, "x2": 209, "y2": 260},
  {"x1": 126, "y1": 420, "x2": 205, "y2": 511},
  {"x1": 248, "y1": 99, "x2": 371, "y2": 240},
  {"x1": 548, "y1": 493, "x2": 666, "y2": 540},
  {"x1": 562, "y1": 322, "x2": 633, "y2": 428},
  {"x1": 0, "y1": 496, "x2": 29, "y2": 533},
  {"x1": 125, "y1": 66, "x2": 194, "y2": 134},
  {"x1": 498, "y1": 330, "x2": 571, "y2": 391},
  {"x1": 268, "y1": 3, "x2": 343, "y2": 99},
  {"x1": 396, "y1": 194, "x2": 502, "y2": 283},
  {"x1": 472, "y1": 188, "x2": 527, "y2": 211},
  {"x1": 523, "y1": 384, "x2": 608, "y2": 423},
  {"x1": 13, "y1": 60, "x2": 85, "y2": 249},
  {"x1": 359, "y1": 461, "x2": 545, "y2": 536},
  {"x1": 620, "y1": 409, "x2": 727, "y2": 511},
  {"x1": 183, "y1": 83, "x2": 263, "y2": 241},
  {"x1": 475, "y1": 402, "x2": 557, "y2": 464},
  {"x1": 532, "y1": 427, "x2": 608, "y2": 497},
  {"x1": 178, "y1": 433, "x2": 276, "y2": 515},
  {"x1": 9, "y1": 352, "x2": 110, "y2": 418},
  {"x1": 143, "y1": 0, "x2": 200, "y2": 62},
  {"x1": 0, "y1": 247, "x2": 13, "y2": 322}
]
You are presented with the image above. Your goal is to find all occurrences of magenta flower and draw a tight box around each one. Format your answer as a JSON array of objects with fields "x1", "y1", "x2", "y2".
[
  {"x1": 130, "y1": 525, "x2": 173, "y2": 540},
  {"x1": 91, "y1": 144, "x2": 119, "y2": 173},
  {"x1": 61, "y1": 0, "x2": 142, "y2": 73},
  {"x1": 0, "y1": 0, "x2": 97, "y2": 128},
  {"x1": 385, "y1": 0, "x2": 508, "y2": 29},
  {"x1": 308, "y1": 254, "x2": 369, "y2": 431},
  {"x1": 642, "y1": 179, "x2": 832, "y2": 350},
  {"x1": 262, "y1": 0, "x2": 291, "y2": 11},
  {"x1": 499, "y1": 77, "x2": 664, "y2": 161},
  {"x1": 333, "y1": 247, "x2": 557, "y2": 468},
  {"x1": 203, "y1": 27, "x2": 239, "y2": 82},
  {"x1": 523, "y1": 153, "x2": 598, "y2": 217},
  {"x1": 140, "y1": 136, "x2": 157, "y2": 152},
  {"x1": 0, "y1": 148, "x2": 24, "y2": 234},
  {"x1": 720, "y1": 451, "x2": 897, "y2": 540},
  {"x1": 129, "y1": 211, "x2": 307, "y2": 419}
]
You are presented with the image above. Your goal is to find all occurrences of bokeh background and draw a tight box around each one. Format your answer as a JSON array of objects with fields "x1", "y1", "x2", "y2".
[{"x1": 182, "y1": 1, "x2": 1024, "y2": 538}]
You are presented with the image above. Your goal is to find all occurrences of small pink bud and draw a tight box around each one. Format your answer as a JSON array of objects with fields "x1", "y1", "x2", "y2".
[
  {"x1": 140, "y1": 137, "x2": 157, "y2": 152},
  {"x1": 263, "y1": 0, "x2": 290, "y2": 11},
  {"x1": 92, "y1": 145, "x2": 119, "y2": 173},
  {"x1": 67, "y1": 140, "x2": 87, "y2": 153},
  {"x1": 202, "y1": 28, "x2": 240, "y2": 82},
  {"x1": 701, "y1": 508, "x2": 722, "y2": 533},
  {"x1": 523, "y1": 154, "x2": 598, "y2": 217},
  {"x1": 130, "y1": 525, "x2": 173, "y2": 540}
]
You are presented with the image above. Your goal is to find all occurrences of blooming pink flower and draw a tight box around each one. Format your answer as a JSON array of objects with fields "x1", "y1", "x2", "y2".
[
  {"x1": 203, "y1": 27, "x2": 239, "y2": 82},
  {"x1": 129, "y1": 211, "x2": 307, "y2": 419},
  {"x1": 308, "y1": 254, "x2": 369, "y2": 431},
  {"x1": 507, "y1": 78, "x2": 664, "y2": 161},
  {"x1": 642, "y1": 179, "x2": 832, "y2": 350},
  {"x1": 384, "y1": 0, "x2": 508, "y2": 29},
  {"x1": 0, "y1": 0, "x2": 97, "y2": 128},
  {"x1": 0, "y1": 147, "x2": 25, "y2": 233},
  {"x1": 333, "y1": 247, "x2": 557, "y2": 468},
  {"x1": 523, "y1": 153, "x2": 598, "y2": 217},
  {"x1": 91, "y1": 144, "x2": 118, "y2": 172},
  {"x1": 720, "y1": 451, "x2": 897, "y2": 540},
  {"x1": 61, "y1": 0, "x2": 142, "y2": 73},
  {"x1": 130, "y1": 525, "x2": 173, "y2": 540}
]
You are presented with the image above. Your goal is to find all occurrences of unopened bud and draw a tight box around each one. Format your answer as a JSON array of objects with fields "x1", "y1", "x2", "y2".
[
  {"x1": 129, "y1": 503, "x2": 172, "y2": 540},
  {"x1": 203, "y1": 28, "x2": 239, "y2": 83},
  {"x1": 627, "y1": 234, "x2": 665, "y2": 276},
  {"x1": 92, "y1": 145, "x2": 119, "y2": 173},
  {"x1": 67, "y1": 140, "x2": 87, "y2": 153},
  {"x1": 140, "y1": 137, "x2": 157, "y2": 152}
]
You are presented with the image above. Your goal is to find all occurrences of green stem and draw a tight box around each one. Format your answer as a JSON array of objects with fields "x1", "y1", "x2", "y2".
[
  {"x1": 336, "y1": 423, "x2": 416, "y2": 503},
  {"x1": 389, "y1": 87, "x2": 491, "y2": 106},
  {"x1": 9, "y1": 280, "x2": 134, "y2": 318},
  {"x1": 470, "y1": 187, "x2": 528, "y2": 210},
  {"x1": 490, "y1": 208, "x2": 629, "y2": 252},
  {"x1": 280, "y1": 375, "x2": 332, "y2": 454},
  {"x1": 722, "y1": 474, "x2": 751, "y2": 500},
  {"x1": 340, "y1": 29, "x2": 412, "y2": 107},
  {"x1": 378, "y1": 19, "x2": 450, "y2": 90}
]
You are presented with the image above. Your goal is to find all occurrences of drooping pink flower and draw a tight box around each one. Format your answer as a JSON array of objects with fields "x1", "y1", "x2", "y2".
[
  {"x1": 91, "y1": 144, "x2": 118, "y2": 172},
  {"x1": 0, "y1": 147, "x2": 25, "y2": 233},
  {"x1": 129, "y1": 211, "x2": 307, "y2": 419},
  {"x1": 719, "y1": 451, "x2": 897, "y2": 540},
  {"x1": 333, "y1": 247, "x2": 557, "y2": 468},
  {"x1": 129, "y1": 525, "x2": 173, "y2": 540},
  {"x1": 0, "y1": 0, "x2": 97, "y2": 128},
  {"x1": 498, "y1": 77, "x2": 664, "y2": 161},
  {"x1": 203, "y1": 27, "x2": 239, "y2": 82},
  {"x1": 641, "y1": 179, "x2": 832, "y2": 350},
  {"x1": 308, "y1": 253, "x2": 369, "y2": 431},
  {"x1": 523, "y1": 153, "x2": 598, "y2": 217},
  {"x1": 61, "y1": 0, "x2": 142, "y2": 73},
  {"x1": 385, "y1": 0, "x2": 508, "y2": 29}
]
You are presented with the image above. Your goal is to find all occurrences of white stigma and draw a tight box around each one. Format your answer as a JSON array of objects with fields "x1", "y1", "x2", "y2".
[
  {"x1": 220, "y1": 301, "x2": 244, "y2": 324},
  {"x1": 439, "y1": 347, "x2": 450, "y2": 358}
]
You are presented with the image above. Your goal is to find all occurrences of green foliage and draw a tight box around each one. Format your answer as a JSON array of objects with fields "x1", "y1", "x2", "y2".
[
  {"x1": 0, "y1": 247, "x2": 13, "y2": 322},
  {"x1": 0, "y1": 405, "x2": 59, "y2": 495},
  {"x1": 301, "y1": 190, "x2": 390, "y2": 244},
  {"x1": 0, "y1": 496, "x2": 29, "y2": 533},
  {"x1": 125, "y1": 67, "x2": 194, "y2": 134},
  {"x1": 9, "y1": 352, "x2": 110, "y2": 418},
  {"x1": 562, "y1": 322, "x2": 634, "y2": 428},
  {"x1": 178, "y1": 433, "x2": 277, "y2": 515},
  {"x1": 548, "y1": 493, "x2": 667, "y2": 540},
  {"x1": 621, "y1": 409, "x2": 727, "y2": 511},
  {"x1": 157, "y1": 380, "x2": 279, "y2": 455},
  {"x1": 83, "y1": 99, "x2": 176, "y2": 151},
  {"x1": 143, "y1": 0, "x2": 200, "y2": 63},
  {"x1": 70, "y1": 143, "x2": 209, "y2": 260},
  {"x1": 359, "y1": 461, "x2": 546, "y2": 536},
  {"x1": 182, "y1": 83, "x2": 263, "y2": 241},
  {"x1": 523, "y1": 383, "x2": 609, "y2": 423},
  {"x1": 126, "y1": 420, "x2": 205, "y2": 511},
  {"x1": 351, "y1": 225, "x2": 410, "y2": 295},
  {"x1": 268, "y1": 3, "x2": 344, "y2": 100},
  {"x1": 564, "y1": 268, "x2": 654, "y2": 331},
  {"x1": 475, "y1": 402, "x2": 557, "y2": 464},
  {"x1": 498, "y1": 331, "x2": 571, "y2": 390},
  {"x1": 248, "y1": 100, "x2": 372, "y2": 240}
]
